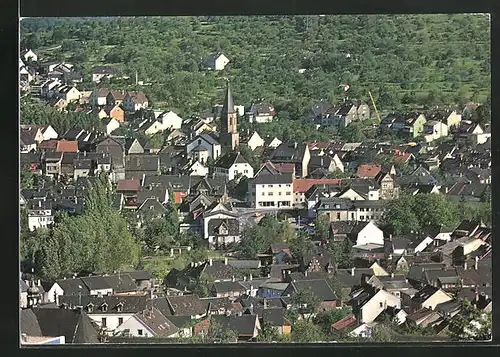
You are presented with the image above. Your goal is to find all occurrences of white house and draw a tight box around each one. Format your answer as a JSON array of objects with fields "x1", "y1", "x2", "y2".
[
  {"x1": 353, "y1": 221, "x2": 385, "y2": 247},
  {"x1": 203, "y1": 203, "x2": 240, "y2": 240},
  {"x1": 41, "y1": 79, "x2": 63, "y2": 98},
  {"x1": 21, "y1": 49, "x2": 38, "y2": 62},
  {"x1": 186, "y1": 160, "x2": 209, "y2": 176},
  {"x1": 205, "y1": 52, "x2": 230, "y2": 71},
  {"x1": 144, "y1": 120, "x2": 166, "y2": 136},
  {"x1": 89, "y1": 88, "x2": 110, "y2": 107},
  {"x1": 19, "y1": 66, "x2": 35, "y2": 83},
  {"x1": 330, "y1": 154, "x2": 345, "y2": 173},
  {"x1": 414, "y1": 236, "x2": 435, "y2": 253},
  {"x1": 160, "y1": 111, "x2": 183, "y2": 130},
  {"x1": 213, "y1": 152, "x2": 254, "y2": 181},
  {"x1": 267, "y1": 137, "x2": 283, "y2": 149},
  {"x1": 115, "y1": 308, "x2": 180, "y2": 338},
  {"x1": 357, "y1": 289, "x2": 401, "y2": 324},
  {"x1": 424, "y1": 120, "x2": 449, "y2": 142},
  {"x1": 104, "y1": 118, "x2": 120, "y2": 135},
  {"x1": 41, "y1": 125, "x2": 59, "y2": 141},
  {"x1": 248, "y1": 162, "x2": 294, "y2": 209},
  {"x1": 186, "y1": 134, "x2": 222, "y2": 162},
  {"x1": 123, "y1": 91, "x2": 149, "y2": 112},
  {"x1": 27, "y1": 202, "x2": 54, "y2": 231},
  {"x1": 246, "y1": 131, "x2": 265, "y2": 151},
  {"x1": 234, "y1": 105, "x2": 245, "y2": 117}
]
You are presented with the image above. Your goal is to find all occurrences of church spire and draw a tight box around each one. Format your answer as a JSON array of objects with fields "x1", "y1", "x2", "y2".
[{"x1": 223, "y1": 79, "x2": 235, "y2": 114}]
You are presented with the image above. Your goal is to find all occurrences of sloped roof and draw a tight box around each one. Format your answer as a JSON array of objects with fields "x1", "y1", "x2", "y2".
[
  {"x1": 116, "y1": 179, "x2": 141, "y2": 192},
  {"x1": 56, "y1": 140, "x2": 78, "y2": 153},
  {"x1": 134, "y1": 307, "x2": 179, "y2": 337},
  {"x1": 210, "y1": 314, "x2": 258, "y2": 336},
  {"x1": 166, "y1": 295, "x2": 209, "y2": 316},
  {"x1": 287, "y1": 279, "x2": 337, "y2": 301},
  {"x1": 215, "y1": 152, "x2": 249, "y2": 169}
]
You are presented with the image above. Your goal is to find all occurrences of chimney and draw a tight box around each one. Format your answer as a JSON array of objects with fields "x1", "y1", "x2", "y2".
[
  {"x1": 224, "y1": 258, "x2": 228, "y2": 265},
  {"x1": 249, "y1": 274, "x2": 253, "y2": 281},
  {"x1": 304, "y1": 270, "x2": 308, "y2": 277},
  {"x1": 475, "y1": 286, "x2": 479, "y2": 301},
  {"x1": 475, "y1": 256, "x2": 479, "y2": 270},
  {"x1": 267, "y1": 273, "x2": 271, "y2": 278},
  {"x1": 390, "y1": 273, "x2": 394, "y2": 278},
  {"x1": 37, "y1": 279, "x2": 40, "y2": 286},
  {"x1": 243, "y1": 276, "x2": 246, "y2": 281},
  {"x1": 250, "y1": 285, "x2": 254, "y2": 294},
  {"x1": 209, "y1": 259, "x2": 213, "y2": 266},
  {"x1": 464, "y1": 262, "x2": 468, "y2": 270},
  {"x1": 389, "y1": 234, "x2": 393, "y2": 241},
  {"x1": 351, "y1": 267, "x2": 355, "y2": 276},
  {"x1": 232, "y1": 276, "x2": 235, "y2": 282}
]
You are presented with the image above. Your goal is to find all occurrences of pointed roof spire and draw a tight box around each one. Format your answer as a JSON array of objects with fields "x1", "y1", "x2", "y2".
[{"x1": 223, "y1": 79, "x2": 235, "y2": 114}]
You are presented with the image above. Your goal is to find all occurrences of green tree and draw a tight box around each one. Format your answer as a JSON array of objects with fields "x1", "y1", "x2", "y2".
[
  {"x1": 448, "y1": 299, "x2": 491, "y2": 341},
  {"x1": 290, "y1": 290, "x2": 320, "y2": 322},
  {"x1": 257, "y1": 322, "x2": 282, "y2": 342},
  {"x1": 314, "y1": 214, "x2": 331, "y2": 241},
  {"x1": 312, "y1": 308, "x2": 352, "y2": 335},
  {"x1": 291, "y1": 320, "x2": 327, "y2": 342}
]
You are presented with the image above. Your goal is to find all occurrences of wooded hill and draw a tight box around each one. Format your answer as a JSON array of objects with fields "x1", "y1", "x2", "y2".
[{"x1": 21, "y1": 14, "x2": 490, "y2": 117}]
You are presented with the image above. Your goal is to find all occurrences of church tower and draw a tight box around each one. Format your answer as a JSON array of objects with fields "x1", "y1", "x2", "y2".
[{"x1": 219, "y1": 80, "x2": 239, "y2": 151}]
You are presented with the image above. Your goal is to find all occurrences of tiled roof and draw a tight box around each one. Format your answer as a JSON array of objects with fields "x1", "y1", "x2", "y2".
[
  {"x1": 331, "y1": 314, "x2": 357, "y2": 331},
  {"x1": 293, "y1": 179, "x2": 341, "y2": 193},
  {"x1": 56, "y1": 140, "x2": 78, "y2": 153},
  {"x1": 116, "y1": 179, "x2": 141, "y2": 192},
  {"x1": 356, "y1": 164, "x2": 381, "y2": 178}
]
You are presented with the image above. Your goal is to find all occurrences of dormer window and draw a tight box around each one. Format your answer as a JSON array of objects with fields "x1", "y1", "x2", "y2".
[
  {"x1": 87, "y1": 303, "x2": 94, "y2": 312},
  {"x1": 116, "y1": 302, "x2": 123, "y2": 312},
  {"x1": 101, "y1": 302, "x2": 108, "y2": 312}
]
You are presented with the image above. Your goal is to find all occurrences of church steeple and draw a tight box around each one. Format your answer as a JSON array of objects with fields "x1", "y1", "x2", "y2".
[{"x1": 223, "y1": 79, "x2": 235, "y2": 114}]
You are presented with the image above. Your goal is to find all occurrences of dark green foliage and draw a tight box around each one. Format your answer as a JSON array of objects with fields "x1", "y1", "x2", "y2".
[
  {"x1": 448, "y1": 299, "x2": 491, "y2": 341},
  {"x1": 382, "y1": 193, "x2": 463, "y2": 235},
  {"x1": 312, "y1": 308, "x2": 352, "y2": 335}
]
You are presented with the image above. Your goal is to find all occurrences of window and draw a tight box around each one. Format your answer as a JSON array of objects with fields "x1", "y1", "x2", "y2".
[
  {"x1": 379, "y1": 302, "x2": 383, "y2": 308},
  {"x1": 118, "y1": 317, "x2": 123, "y2": 325},
  {"x1": 138, "y1": 329, "x2": 143, "y2": 336},
  {"x1": 336, "y1": 213, "x2": 341, "y2": 220},
  {"x1": 102, "y1": 318, "x2": 107, "y2": 327},
  {"x1": 117, "y1": 303, "x2": 123, "y2": 312},
  {"x1": 286, "y1": 192, "x2": 291, "y2": 196},
  {"x1": 251, "y1": 192, "x2": 256, "y2": 196},
  {"x1": 268, "y1": 185, "x2": 273, "y2": 188},
  {"x1": 278, "y1": 192, "x2": 282, "y2": 196},
  {"x1": 351, "y1": 213, "x2": 355, "y2": 220},
  {"x1": 286, "y1": 184, "x2": 291, "y2": 187},
  {"x1": 360, "y1": 216, "x2": 365, "y2": 220},
  {"x1": 244, "y1": 170, "x2": 248, "y2": 174},
  {"x1": 268, "y1": 192, "x2": 273, "y2": 196},
  {"x1": 360, "y1": 208, "x2": 364, "y2": 212},
  {"x1": 102, "y1": 304, "x2": 107, "y2": 312}
]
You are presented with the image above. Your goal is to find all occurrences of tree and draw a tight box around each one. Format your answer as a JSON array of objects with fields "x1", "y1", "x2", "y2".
[
  {"x1": 290, "y1": 320, "x2": 327, "y2": 342},
  {"x1": 207, "y1": 319, "x2": 238, "y2": 343},
  {"x1": 290, "y1": 290, "x2": 320, "y2": 322},
  {"x1": 312, "y1": 308, "x2": 352, "y2": 335},
  {"x1": 448, "y1": 299, "x2": 491, "y2": 341},
  {"x1": 257, "y1": 322, "x2": 282, "y2": 342},
  {"x1": 314, "y1": 214, "x2": 331, "y2": 241}
]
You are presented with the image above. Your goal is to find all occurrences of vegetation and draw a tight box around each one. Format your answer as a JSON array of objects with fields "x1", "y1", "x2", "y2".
[
  {"x1": 21, "y1": 173, "x2": 140, "y2": 280},
  {"x1": 448, "y1": 299, "x2": 491, "y2": 341},
  {"x1": 21, "y1": 14, "x2": 490, "y2": 117}
]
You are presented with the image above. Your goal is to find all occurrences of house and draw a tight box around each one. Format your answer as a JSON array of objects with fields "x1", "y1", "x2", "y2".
[
  {"x1": 409, "y1": 286, "x2": 453, "y2": 313},
  {"x1": 103, "y1": 118, "x2": 120, "y2": 135},
  {"x1": 24, "y1": 308, "x2": 100, "y2": 344},
  {"x1": 27, "y1": 200, "x2": 54, "y2": 231},
  {"x1": 190, "y1": 119, "x2": 217, "y2": 137},
  {"x1": 267, "y1": 137, "x2": 283, "y2": 149},
  {"x1": 20, "y1": 65, "x2": 35, "y2": 82},
  {"x1": 331, "y1": 314, "x2": 372, "y2": 338},
  {"x1": 246, "y1": 131, "x2": 265, "y2": 151},
  {"x1": 106, "y1": 90, "x2": 127, "y2": 106},
  {"x1": 209, "y1": 281, "x2": 247, "y2": 298},
  {"x1": 21, "y1": 48, "x2": 38, "y2": 62},
  {"x1": 308, "y1": 154, "x2": 344, "y2": 175},
  {"x1": 282, "y1": 279, "x2": 339, "y2": 311},
  {"x1": 261, "y1": 308, "x2": 292, "y2": 335},
  {"x1": 207, "y1": 218, "x2": 241, "y2": 250},
  {"x1": 405, "y1": 308, "x2": 441, "y2": 328},
  {"x1": 125, "y1": 138, "x2": 145, "y2": 155},
  {"x1": 350, "y1": 287, "x2": 401, "y2": 324},
  {"x1": 20, "y1": 125, "x2": 45, "y2": 143},
  {"x1": 270, "y1": 142, "x2": 311, "y2": 178},
  {"x1": 51, "y1": 98, "x2": 68, "y2": 111},
  {"x1": 56, "y1": 86, "x2": 81, "y2": 102},
  {"x1": 116, "y1": 179, "x2": 141, "y2": 207},
  {"x1": 247, "y1": 162, "x2": 294, "y2": 209},
  {"x1": 185, "y1": 160, "x2": 209, "y2": 177},
  {"x1": 79, "y1": 91, "x2": 92, "y2": 105},
  {"x1": 247, "y1": 102, "x2": 276, "y2": 123},
  {"x1": 92, "y1": 66, "x2": 121, "y2": 83},
  {"x1": 20, "y1": 131, "x2": 37, "y2": 153},
  {"x1": 210, "y1": 314, "x2": 261, "y2": 341},
  {"x1": 204, "y1": 52, "x2": 229, "y2": 71},
  {"x1": 56, "y1": 140, "x2": 79, "y2": 153},
  {"x1": 143, "y1": 120, "x2": 166, "y2": 136},
  {"x1": 89, "y1": 88, "x2": 110, "y2": 107},
  {"x1": 214, "y1": 152, "x2": 254, "y2": 181},
  {"x1": 40, "y1": 125, "x2": 59, "y2": 141},
  {"x1": 426, "y1": 109, "x2": 462, "y2": 129},
  {"x1": 115, "y1": 307, "x2": 180, "y2": 338},
  {"x1": 102, "y1": 104, "x2": 125, "y2": 123},
  {"x1": 123, "y1": 91, "x2": 149, "y2": 112},
  {"x1": 159, "y1": 111, "x2": 183, "y2": 130},
  {"x1": 95, "y1": 136, "x2": 126, "y2": 180},
  {"x1": 337, "y1": 221, "x2": 384, "y2": 247},
  {"x1": 186, "y1": 134, "x2": 222, "y2": 163},
  {"x1": 356, "y1": 164, "x2": 381, "y2": 179},
  {"x1": 423, "y1": 120, "x2": 449, "y2": 142},
  {"x1": 165, "y1": 294, "x2": 210, "y2": 318},
  {"x1": 125, "y1": 154, "x2": 160, "y2": 180}
]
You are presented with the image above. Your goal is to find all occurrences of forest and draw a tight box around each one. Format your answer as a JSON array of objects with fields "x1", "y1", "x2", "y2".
[{"x1": 20, "y1": 14, "x2": 491, "y2": 118}]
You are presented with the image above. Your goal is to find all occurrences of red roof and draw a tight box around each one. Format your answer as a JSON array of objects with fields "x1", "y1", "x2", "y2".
[
  {"x1": 293, "y1": 178, "x2": 341, "y2": 193},
  {"x1": 356, "y1": 164, "x2": 381, "y2": 178},
  {"x1": 38, "y1": 139, "x2": 58, "y2": 149},
  {"x1": 331, "y1": 314, "x2": 358, "y2": 331},
  {"x1": 116, "y1": 179, "x2": 141, "y2": 192},
  {"x1": 393, "y1": 152, "x2": 412, "y2": 164},
  {"x1": 55, "y1": 140, "x2": 78, "y2": 153},
  {"x1": 269, "y1": 162, "x2": 295, "y2": 174}
]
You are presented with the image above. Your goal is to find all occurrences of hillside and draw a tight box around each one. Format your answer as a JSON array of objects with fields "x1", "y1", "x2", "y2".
[{"x1": 20, "y1": 14, "x2": 490, "y2": 117}]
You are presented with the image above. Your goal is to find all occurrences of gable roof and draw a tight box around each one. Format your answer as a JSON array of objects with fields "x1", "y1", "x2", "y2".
[
  {"x1": 134, "y1": 307, "x2": 179, "y2": 337},
  {"x1": 125, "y1": 154, "x2": 159, "y2": 172},
  {"x1": 56, "y1": 140, "x2": 79, "y2": 153},
  {"x1": 116, "y1": 179, "x2": 141, "y2": 192},
  {"x1": 32, "y1": 308, "x2": 99, "y2": 343},
  {"x1": 166, "y1": 295, "x2": 209, "y2": 316},
  {"x1": 210, "y1": 314, "x2": 258, "y2": 337},
  {"x1": 215, "y1": 152, "x2": 249, "y2": 169},
  {"x1": 285, "y1": 279, "x2": 337, "y2": 301}
]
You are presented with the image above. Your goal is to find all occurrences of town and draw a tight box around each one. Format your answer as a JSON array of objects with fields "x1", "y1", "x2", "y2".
[{"x1": 19, "y1": 16, "x2": 491, "y2": 344}]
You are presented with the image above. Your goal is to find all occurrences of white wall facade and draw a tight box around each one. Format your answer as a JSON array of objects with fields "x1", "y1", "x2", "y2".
[
  {"x1": 360, "y1": 290, "x2": 401, "y2": 323},
  {"x1": 249, "y1": 182, "x2": 294, "y2": 209},
  {"x1": 355, "y1": 221, "x2": 385, "y2": 246}
]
